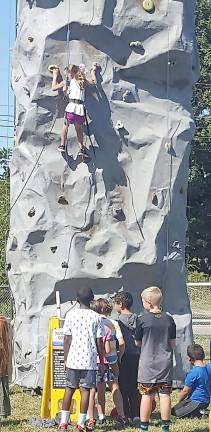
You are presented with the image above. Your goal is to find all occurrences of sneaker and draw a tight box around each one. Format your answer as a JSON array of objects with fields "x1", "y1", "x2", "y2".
[
  {"x1": 96, "y1": 418, "x2": 107, "y2": 425},
  {"x1": 115, "y1": 416, "x2": 128, "y2": 426},
  {"x1": 58, "y1": 145, "x2": 66, "y2": 152},
  {"x1": 58, "y1": 424, "x2": 68, "y2": 430},
  {"x1": 86, "y1": 419, "x2": 96, "y2": 429}
]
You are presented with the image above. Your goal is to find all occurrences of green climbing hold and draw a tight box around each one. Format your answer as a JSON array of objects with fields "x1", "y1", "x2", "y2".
[{"x1": 142, "y1": 0, "x2": 155, "y2": 12}]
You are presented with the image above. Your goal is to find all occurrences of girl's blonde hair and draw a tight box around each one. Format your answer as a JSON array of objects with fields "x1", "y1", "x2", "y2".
[
  {"x1": 141, "y1": 286, "x2": 162, "y2": 306},
  {"x1": 68, "y1": 64, "x2": 88, "y2": 90},
  {"x1": 0, "y1": 316, "x2": 10, "y2": 374}
]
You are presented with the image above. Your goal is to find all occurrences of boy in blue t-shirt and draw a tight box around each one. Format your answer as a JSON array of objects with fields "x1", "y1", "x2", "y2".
[{"x1": 172, "y1": 344, "x2": 211, "y2": 418}]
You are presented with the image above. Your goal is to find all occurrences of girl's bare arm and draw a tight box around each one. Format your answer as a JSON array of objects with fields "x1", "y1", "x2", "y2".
[{"x1": 51, "y1": 68, "x2": 65, "y2": 91}]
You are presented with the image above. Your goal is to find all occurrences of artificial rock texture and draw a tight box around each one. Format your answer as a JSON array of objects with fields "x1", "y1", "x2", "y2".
[{"x1": 8, "y1": 0, "x2": 198, "y2": 387}]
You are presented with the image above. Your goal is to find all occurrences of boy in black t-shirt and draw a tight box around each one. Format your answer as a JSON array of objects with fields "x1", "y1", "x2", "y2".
[
  {"x1": 114, "y1": 292, "x2": 140, "y2": 421},
  {"x1": 135, "y1": 287, "x2": 176, "y2": 432}
]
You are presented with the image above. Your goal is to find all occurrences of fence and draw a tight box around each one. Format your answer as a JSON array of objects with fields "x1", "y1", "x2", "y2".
[
  {"x1": 187, "y1": 282, "x2": 211, "y2": 361},
  {"x1": 0, "y1": 284, "x2": 13, "y2": 319}
]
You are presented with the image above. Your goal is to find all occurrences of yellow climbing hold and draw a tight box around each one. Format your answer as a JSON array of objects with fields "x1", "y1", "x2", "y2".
[
  {"x1": 142, "y1": 0, "x2": 155, "y2": 12},
  {"x1": 48, "y1": 64, "x2": 59, "y2": 73}
]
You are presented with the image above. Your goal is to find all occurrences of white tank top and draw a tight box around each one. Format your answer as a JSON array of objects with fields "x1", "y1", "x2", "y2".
[{"x1": 65, "y1": 78, "x2": 85, "y2": 116}]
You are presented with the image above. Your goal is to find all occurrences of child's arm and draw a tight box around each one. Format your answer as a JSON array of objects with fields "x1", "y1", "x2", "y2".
[
  {"x1": 90, "y1": 63, "x2": 97, "y2": 85},
  {"x1": 178, "y1": 386, "x2": 191, "y2": 402},
  {"x1": 64, "y1": 335, "x2": 72, "y2": 369},
  {"x1": 51, "y1": 68, "x2": 65, "y2": 91},
  {"x1": 114, "y1": 321, "x2": 125, "y2": 360},
  {"x1": 85, "y1": 63, "x2": 97, "y2": 86}
]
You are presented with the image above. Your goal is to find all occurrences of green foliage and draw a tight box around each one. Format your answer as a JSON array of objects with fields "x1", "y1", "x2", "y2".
[
  {"x1": 0, "y1": 147, "x2": 12, "y2": 181},
  {"x1": 0, "y1": 181, "x2": 9, "y2": 284},
  {"x1": 188, "y1": 0, "x2": 211, "y2": 275},
  {"x1": 188, "y1": 270, "x2": 211, "y2": 282}
]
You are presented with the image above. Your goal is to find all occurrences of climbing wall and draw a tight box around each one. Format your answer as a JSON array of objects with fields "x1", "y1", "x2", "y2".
[{"x1": 8, "y1": 0, "x2": 198, "y2": 387}]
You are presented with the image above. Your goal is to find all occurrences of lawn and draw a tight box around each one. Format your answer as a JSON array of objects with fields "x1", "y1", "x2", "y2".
[{"x1": 0, "y1": 386, "x2": 209, "y2": 432}]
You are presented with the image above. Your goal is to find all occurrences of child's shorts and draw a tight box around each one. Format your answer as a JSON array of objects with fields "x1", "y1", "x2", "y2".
[
  {"x1": 105, "y1": 353, "x2": 118, "y2": 365},
  {"x1": 97, "y1": 364, "x2": 118, "y2": 383},
  {"x1": 139, "y1": 382, "x2": 172, "y2": 395},
  {"x1": 66, "y1": 368, "x2": 96, "y2": 389},
  {"x1": 64, "y1": 112, "x2": 85, "y2": 125}
]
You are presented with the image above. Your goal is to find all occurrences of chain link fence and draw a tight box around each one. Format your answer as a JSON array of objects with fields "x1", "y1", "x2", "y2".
[
  {"x1": 0, "y1": 284, "x2": 13, "y2": 319},
  {"x1": 188, "y1": 283, "x2": 211, "y2": 361}
]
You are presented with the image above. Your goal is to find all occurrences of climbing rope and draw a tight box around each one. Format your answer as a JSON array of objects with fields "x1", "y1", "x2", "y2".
[
  {"x1": 66, "y1": 0, "x2": 71, "y2": 68},
  {"x1": 164, "y1": 0, "x2": 172, "y2": 271},
  {"x1": 63, "y1": 177, "x2": 92, "y2": 279},
  {"x1": 8, "y1": 112, "x2": 57, "y2": 216}
]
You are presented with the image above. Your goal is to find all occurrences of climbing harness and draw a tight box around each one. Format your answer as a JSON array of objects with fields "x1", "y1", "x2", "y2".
[{"x1": 84, "y1": 106, "x2": 96, "y2": 156}]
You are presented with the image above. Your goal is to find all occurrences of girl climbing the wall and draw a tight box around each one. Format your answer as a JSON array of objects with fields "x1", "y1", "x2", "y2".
[
  {"x1": 0, "y1": 316, "x2": 12, "y2": 420},
  {"x1": 51, "y1": 63, "x2": 97, "y2": 160}
]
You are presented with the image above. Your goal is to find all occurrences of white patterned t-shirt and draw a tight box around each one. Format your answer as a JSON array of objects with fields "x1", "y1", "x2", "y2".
[{"x1": 63, "y1": 308, "x2": 104, "y2": 370}]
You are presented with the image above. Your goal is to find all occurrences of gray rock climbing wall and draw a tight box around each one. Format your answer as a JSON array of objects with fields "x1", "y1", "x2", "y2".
[{"x1": 8, "y1": 0, "x2": 198, "y2": 387}]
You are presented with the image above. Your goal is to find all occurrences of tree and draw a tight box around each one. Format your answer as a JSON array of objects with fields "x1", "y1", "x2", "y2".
[
  {"x1": 0, "y1": 147, "x2": 12, "y2": 181},
  {"x1": 187, "y1": 0, "x2": 211, "y2": 273}
]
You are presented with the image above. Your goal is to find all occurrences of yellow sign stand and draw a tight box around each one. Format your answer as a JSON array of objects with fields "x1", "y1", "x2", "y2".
[{"x1": 41, "y1": 316, "x2": 80, "y2": 422}]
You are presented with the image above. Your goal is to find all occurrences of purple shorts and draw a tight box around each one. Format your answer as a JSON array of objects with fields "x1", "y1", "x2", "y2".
[{"x1": 65, "y1": 112, "x2": 85, "y2": 125}]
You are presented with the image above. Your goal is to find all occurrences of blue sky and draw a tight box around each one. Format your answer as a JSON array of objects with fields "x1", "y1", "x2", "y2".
[{"x1": 0, "y1": 0, "x2": 16, "y2": 149}]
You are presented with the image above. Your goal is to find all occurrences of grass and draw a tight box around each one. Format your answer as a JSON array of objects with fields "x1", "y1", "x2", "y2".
[{"x1": 0, "y1": 386, "x2": 209, "y2": 432}]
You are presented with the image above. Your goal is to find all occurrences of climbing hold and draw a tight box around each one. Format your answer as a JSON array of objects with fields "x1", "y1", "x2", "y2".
[
  {"x1": 24, "y1": 349, "x2": 32, "y2": 358},
  {"x1": 23, "y1": 87, "x2": 30, "y2": 97},
  {"x1": 129, "y1": 41, "x2": 143, "y2": 48},
  {"x1": 15, "y1": 75, "x2": 21, "y2": 82},
  {"x1": 28, "y1": 36, "x2": 34, "y2": 42},
  {"x1": 96, "y1": 262, "x2": 103, "y2": 270},
  {"x1": 179, "y1": 187, "x2": 183, "y2": 194},
  {"x1": 6, "y1": 263, "x2": 11, "y2": 271},
  {"x1": 61, "y1": 261, "x2": 68, "y2": 269},
  {"x1": 58, "y1": 195, "x2": 69, "y2": 205},
  {"x1": 152, "y1": 193, "x2": 158, "y2": 206},
  {"x1": 113, "y1": 208, "x2": 126, "y2": 221},
  {"x1": 50, "y1": 246, "x2": 57, "y2": 254},
  {"x1": 122, "y1": 90, "x2": 131, "y2": 102},
  {"x1": 165, "y1": 142, "x2": 172, "y2": 152},
  {"x1": 172, "y1": 240, "x2": 180, "y2": 249},
  {"x1": 142, "y1": 0, "x2": 155, "y2": 12},
  {"x1": 28, "y1": 207, "x2": 35, "y2": 217},
  {"x1": 48, "y1": 64, "x2": 59, "y2": 73},
  {"x1": 115, "y1": 120, "x2": 124, "y2": 130}
]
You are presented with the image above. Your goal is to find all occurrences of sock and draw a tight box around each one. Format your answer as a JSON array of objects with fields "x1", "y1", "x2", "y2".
[
  {"x1": 60, "y1": 410, "x2": 70, "y2": 424},
  {"x1": 140, "y1": 421, "x2": 149, "y2": 431},
  {"x1": 99, "y1": 414, "x2": 105, "y2": 420},
  {"x1": 77, "y1": 413, "x2": 87, "y2": 427},
  {"x1": 161, "y1": 420, "x2": 170, "y2": 431}
]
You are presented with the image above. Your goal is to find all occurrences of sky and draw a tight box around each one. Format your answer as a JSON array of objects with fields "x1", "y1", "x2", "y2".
[{"x1": 0, "y1": 0, "x2": 16, "y2": 149}]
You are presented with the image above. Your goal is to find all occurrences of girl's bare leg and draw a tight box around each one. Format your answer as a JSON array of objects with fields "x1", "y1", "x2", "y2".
[
  {"x1": 60, "y1": 124, "x2": 68, "y2": 147},
  {"x1": 88, "y1": 388, "x2": 96, "y2": 421},
  {"x1": 74, "y1": 123, "x2": 84, "y2": 151},
  {"x1": 97, "y1": 382, "x2": 106, "y2": 417}
]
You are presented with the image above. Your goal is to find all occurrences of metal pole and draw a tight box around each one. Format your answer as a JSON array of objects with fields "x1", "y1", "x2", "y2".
[{"x1": 56, "y1": 291, "x2": 61, "y2": 319}]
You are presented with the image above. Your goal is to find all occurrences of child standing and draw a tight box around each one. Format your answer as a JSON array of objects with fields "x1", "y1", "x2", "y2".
[
  {"x1": 172, "y1": 344, "x2": 211, "y2": 418},
  {"x1": 51, "y1": 63, "x2": 97, "y2": 159},
  {"x1": 59, "y1": 287, "x2": 104, "y2": 431},
  {"x1": 0, "y1": 316, "x2": 11, "y2": 419},
  {"x1": 114, "y1": 292, "x2": 140, "y2": 420},
  {"x1": 135, "y1": 287, "x2": 176, "y2": 432},
  {"x1": 88, "y1": 299, "x2": 127, "y2": 426}
]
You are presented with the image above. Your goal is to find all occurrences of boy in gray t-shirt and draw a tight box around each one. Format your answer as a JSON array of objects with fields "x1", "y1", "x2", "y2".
[{"x1": 135, "y1": 287, "x2": 176, "y2": 432}]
